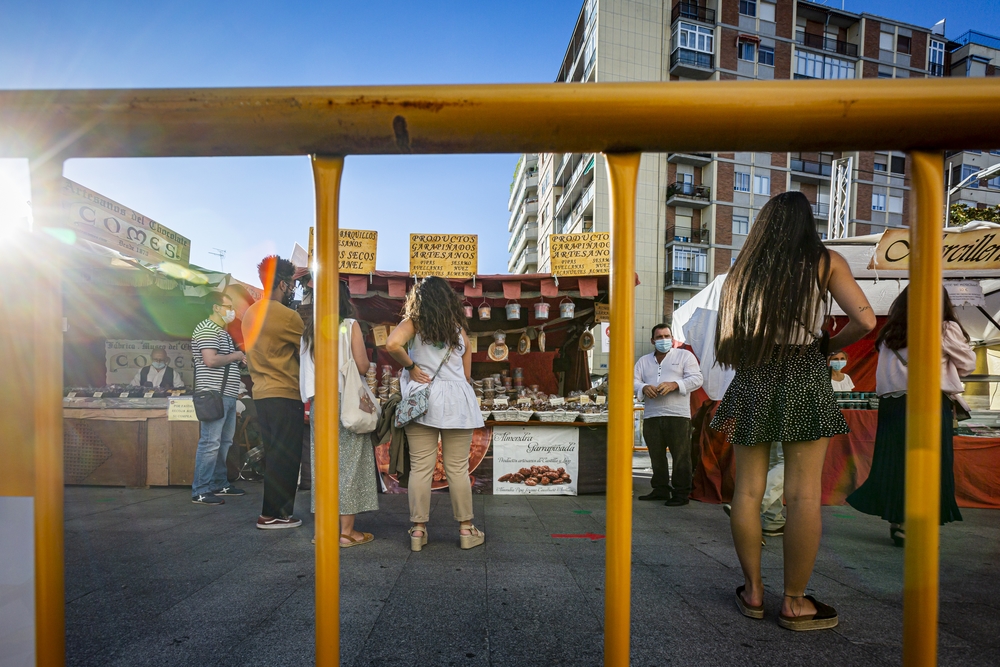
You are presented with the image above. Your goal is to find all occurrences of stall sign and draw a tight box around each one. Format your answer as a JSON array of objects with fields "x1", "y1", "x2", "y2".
[
  {"x1": 372, "y1": 326, "x2": 388, "y2": 347},
  {"x1": 409, "y1": 234, "x2": 478, "y2": 279},
  {"x1": 468, "y1": 336, "x2": 478, "y2": 353},
  {"x1": 871, "y1": 227, "x2": 1000, "y2": 271},
  {"x1": 493, "y1": 426, "x2": 579, "y2": 496},
  {"x1": 600, "y1": 323, "x2": 611, "y2": 353},
  {"x1": 549, "y1": 232, "x2": 610, "y2": 276},
  {"x1": 63, "y1": 179, "x2": 191, "y2": 266},
  {"x1": 595, "y1": 303, "x2": 610, "y2": 323},
  {"x1": 106, "y1": 340, "x2": 194, "y2": 387},
  {"x1": 945, "y1": 280, "x2": 986, "y2": 307},
  {"x1": 168, "y1": 397, "x2": 199, "y2": 421}
]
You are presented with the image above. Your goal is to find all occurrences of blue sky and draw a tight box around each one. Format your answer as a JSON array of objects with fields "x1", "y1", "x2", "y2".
[{"x1": 1, "y1": 0, "x2": 997, "y2": 284}]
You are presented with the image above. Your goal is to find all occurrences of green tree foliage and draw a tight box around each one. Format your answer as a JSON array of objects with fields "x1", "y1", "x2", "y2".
[{"x1": 949, "y1": 203, "x2": 1000, "y2": 226}]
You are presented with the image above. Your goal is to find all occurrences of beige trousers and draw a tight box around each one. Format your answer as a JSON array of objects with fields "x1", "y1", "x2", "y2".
[{"x1": 404, "y1": 423, "x2": 474, "y2": 523}]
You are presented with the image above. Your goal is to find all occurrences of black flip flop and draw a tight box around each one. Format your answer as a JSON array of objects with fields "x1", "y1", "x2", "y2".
[
  {"x1": 778, "y1": 595, "x2": 839, "y2": 631},
  {"x1": 736, "y1": 585, "x2": 764, "y2": 619}
]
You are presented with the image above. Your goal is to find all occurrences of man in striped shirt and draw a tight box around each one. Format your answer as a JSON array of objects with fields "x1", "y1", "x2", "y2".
[{"x1": 190, "y1": 292, "x2": 246, "y2": 505}]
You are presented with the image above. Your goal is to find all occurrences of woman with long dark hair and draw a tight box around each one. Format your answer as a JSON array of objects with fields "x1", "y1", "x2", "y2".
[
  {"x1": 713, "y1": 192, "x2": 875, "y2": 630},
  {"x1": 847, "y1": 287, "x2": 974, "y2": 545},
  {"x1": 385, "y1": 277, "x2": 485, "y2": 551},
  {"x1": 301, "y1": 280, "x2": 378, "y2": 546}
]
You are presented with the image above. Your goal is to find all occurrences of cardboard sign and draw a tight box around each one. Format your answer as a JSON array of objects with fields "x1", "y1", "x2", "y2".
[
  {"x1": 550, "y1": 397, "x2": 565, "y2": 406},
  {"x1": 339, "y1": 229, "x2": 378, "y2": 274},
  {"x1": 494, "y1": 396, "x2": 509, "y2": 407},
  {"x1": 549, "y1": 232, "x2": 610, "y2": 276},
  {"x1": 595, "y1": 303, "x2": 610, "y2": 323},
  {"x1": 468, "y1": 336, "x2": 478, "y2": 353},
  {"x1": 106, "y1": 340, "x2": 193, "y2": 387},
  {"x1": 167, "y1": 398, "x2": 199, "y2": 421},
  {"x1": 62, "y1": 178, "x2": 191, "y2": 266},
  {"x1": 871, "y1": 227, "x2": 1000, "y2": 271},
  {"x1": 517, "y1": 397, "x2": 531, "y2": 406},
  {"x1": 945, "y1": 280, "x2": 986, "y2": 307},
  {"x1": 372, "y1": 325, "x2": 388, "y2": 347},
  {"x1": 493, "y1": 426, "x2": 579, "y2": 496},
  {"x1": 409, "y1": 234, "x2": 478, "y2": 279},
  {"x1": 596, "y1": 395, "x2": 606, "y2": 405}
]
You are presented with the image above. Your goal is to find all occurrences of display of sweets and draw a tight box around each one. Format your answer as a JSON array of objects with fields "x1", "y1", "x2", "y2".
[{"x1": 834, "y1": 391, "x2": 878, "y2": 410}]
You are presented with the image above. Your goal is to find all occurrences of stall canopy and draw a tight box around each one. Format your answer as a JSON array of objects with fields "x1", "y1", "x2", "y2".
[{"x1": 337, "y1": 271, "x2": 617, "y2": 396}]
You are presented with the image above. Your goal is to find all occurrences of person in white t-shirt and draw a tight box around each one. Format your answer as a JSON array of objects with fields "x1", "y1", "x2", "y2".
[{"x1": 828, "y1": 351, "x2": 855, "y2": 392}]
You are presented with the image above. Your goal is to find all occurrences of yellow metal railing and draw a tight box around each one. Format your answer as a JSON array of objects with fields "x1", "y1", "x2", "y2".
[{"x1": 3, "y1": 78, "x2": 999, "y2": 667}]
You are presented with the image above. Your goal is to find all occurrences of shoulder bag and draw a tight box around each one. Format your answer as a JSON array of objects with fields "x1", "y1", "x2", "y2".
[
  {"x1": 341, "y1": 319, "x2": 381, "y2": 434},
  {"x1": 394, "y1": 346, "x2": 452, "y2": 428},
  {"x1": 193, "y1": 355, "x2": 231, "y2": 422}
]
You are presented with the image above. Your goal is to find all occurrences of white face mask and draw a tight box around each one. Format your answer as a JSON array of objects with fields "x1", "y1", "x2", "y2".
[
  {"x1": 151, "y1": 361, "x2": 166, "y2": 370},
  {"x1": 222, "y1": 308, "x2": 236, "y2": 324}
]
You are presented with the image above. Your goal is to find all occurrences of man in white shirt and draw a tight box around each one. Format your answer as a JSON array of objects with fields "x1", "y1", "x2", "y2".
[
  {"x1": 634, "y1": 323, "x2": 703, "y2": 506},
  {"x1": 130, "y1": 347, "x2": 185, "y2": 389}
]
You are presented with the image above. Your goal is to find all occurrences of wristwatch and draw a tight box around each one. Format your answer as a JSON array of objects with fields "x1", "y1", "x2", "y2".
[{"x1": 404, "y1": 362, "x2": 416, "y2": 371}]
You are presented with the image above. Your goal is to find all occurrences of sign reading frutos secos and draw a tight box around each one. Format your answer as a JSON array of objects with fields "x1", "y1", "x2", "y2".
[{"x1": 62, "y1": 178, "x2": 192, "y2": 266}]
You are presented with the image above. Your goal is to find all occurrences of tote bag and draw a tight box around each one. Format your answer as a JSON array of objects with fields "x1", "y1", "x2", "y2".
[{"x1": 340, "y1": 319, "x2": 380, "y2": 434}]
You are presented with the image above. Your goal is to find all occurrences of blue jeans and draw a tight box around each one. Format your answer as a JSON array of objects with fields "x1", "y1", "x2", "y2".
[{"x1": 192, "y1": 396, "x2": 238, "y2": 496}]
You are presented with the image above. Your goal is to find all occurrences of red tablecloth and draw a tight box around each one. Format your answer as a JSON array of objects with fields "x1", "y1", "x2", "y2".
[{"x1": 691, "y1": 402, "x2": 1000, "y2": 509}]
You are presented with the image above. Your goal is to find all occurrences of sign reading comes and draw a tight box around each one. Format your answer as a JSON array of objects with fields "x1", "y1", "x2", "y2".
[
  {"x1": 63, "y1": 179, "x2": 191, "y2": 266},
  {"x1": 871, "y1": 227, "x2": 1000, "y2": 271},
  {"x1": 409, "y1": 234, "x2": 478, "y2": 279},
  {"x1": 550, "y1": 232, "x2": 610, "y2": 276}
]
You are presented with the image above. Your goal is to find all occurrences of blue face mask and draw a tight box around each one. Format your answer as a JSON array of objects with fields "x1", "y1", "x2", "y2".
[
  {"x1": 152, "y1": 361, "x2": 167, "y2": 370},
  {"x1": 829, "y1": 360, "x2": 847, "y2": 371},
  {"x1": 654, "y1": 338, "x2": 672, "y2": 353}
]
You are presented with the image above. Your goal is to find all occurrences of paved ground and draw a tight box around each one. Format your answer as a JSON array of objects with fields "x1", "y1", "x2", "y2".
[{"x1": 65, "y1": 478, "x2": 1000, "y2": 667}]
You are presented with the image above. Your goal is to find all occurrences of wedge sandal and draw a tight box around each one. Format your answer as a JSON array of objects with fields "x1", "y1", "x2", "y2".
[
  {"x1": 409, "y1": 526, "x2": 427, "y2": 552},
  {"x1": 340, "y1": 532, "x2": 374, "y2": 548},
  {"x1": 736, "y1": 585, "x2": 764, "y2": 619},
  {"x1": 459, "y1": 525, "x2": 485, "y2": 550},
  {"x1": 778, "y1": 595, "x2": 839, "y2": 631}
]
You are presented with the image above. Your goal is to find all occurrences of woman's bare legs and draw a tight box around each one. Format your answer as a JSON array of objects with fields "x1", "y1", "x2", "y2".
[
  {"x1": 731, "y1": 443, "x2": 771, "y2": 606},
  {"x1": 781, "y1": 438, "x2": 831, "y2": 617},
  {"x1": 340, "y1": 514, "x2": 366, "y2": 543}
]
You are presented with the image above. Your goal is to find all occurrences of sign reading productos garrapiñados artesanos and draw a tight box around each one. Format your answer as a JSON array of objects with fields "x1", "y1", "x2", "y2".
[
  {"x1": 550, "y1": 232, "x2": 610, "y2": 276},
  {"x1": 409, "y1": 234, "x2": 478, "y2": 279}
]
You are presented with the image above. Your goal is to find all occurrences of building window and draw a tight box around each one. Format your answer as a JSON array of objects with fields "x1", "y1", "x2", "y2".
[
  {"x1": 758, "y1": 45, "x2": 775, "y2": 66},
  {"x1": 888, "y1": 195, "x2": 903, "y2": 214},
  {"x1": 795, "y1": 51, "x2": 854, "y2": 79},
  {"x1": 989, "y1": 150, "x2": 1000, "y2": 156},
  {"x1": 890, "y1": 155, "x2": 905, "y2": 174},
  {"x1": 753, "y1": 174, "x2": 770, "y2": 195},
  {"x1": 739, "y1": 0, "x2": 756, "y2": 18},
  {"x1": 734, "y1": 215, "x2": 750, "y2": 235},
  {"x1": 880, "y1": 31, "x2": 895, "y2": 51},
  {"x1": 874, "y1": 160, "x2": 887, "y2": 172},
  {"x1": 738, "y1": 41, "x2": 756, "y2": 61},
  {"x1": 872, "y1": 193, "x2": 886, "y2": 211},
  {"x1": 878, "y1": 67, "x2": 894, "y2": 79},
  {"x1": 673, "y1": 247, "x2": 708, "y2": 273},
  {"x1": 759, "y1": 0, "x2": 776, "y2": 22},
  {"x1": 734, "y1": 171, "x2": 751, "y2": 192},
  {"x1": 674, "y1": 21, "x2": 715, "y2": 54},
  {"x1": 929, "y1": 39, "x2": 945, "y2": 76},
  {"x1": 897, "y1": 35, "x2": 911, "y2": 55},
  {"x1": 988, "y1": 174, "x2": 1000, "y2": 189},
  {"x1": 962, "y1": 164, "x2": 980, "y2": 188}
]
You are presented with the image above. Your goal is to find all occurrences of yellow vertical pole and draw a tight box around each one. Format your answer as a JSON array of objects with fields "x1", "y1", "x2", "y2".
[
  {"x1": 30, "y1": 158, "x2": 66, "y2": 667},
  {"x1": 902, "y1": 151, "x2": 944, "y2": 667},
  {"x1": 603, "y1": 152, "x2": 640, "y2": 667},
  {"x1": 312, "y1": 155, "x2": 344, "y2": 667}
]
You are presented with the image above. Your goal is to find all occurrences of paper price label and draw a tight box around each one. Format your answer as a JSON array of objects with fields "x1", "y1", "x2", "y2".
[
  {"x1": 517, "y1": 397, "x2": 531, "y2": 406},
  {"x1": 92, "y1": 392, "x2": 103, "y2": 398},
  {"x1": 578, "y1": 395, "x2": 591, "y2": 405},
  {"x1": 372, "y1": 325, "x2": 388, "y2": 347},
  {"x1": 596, "y1": 395, "x2": 606, "y2": 405},
  {"x1": 119, "y1": 392, "x2": 130, "y2": 398},
  {"x1": 168, "y1": 398, "x2": 199, "y2": 421},
  {"x1": 494, "y1": 397, "x2": 509, "y2": 407},
  {"x1": 66, "y1": 392, "x2": 77, "y2": 398},
  {"x1": 144, "y1": 391, "x2": 155, "y2": 398},
  {"x1": 550, "y1": 397, "x2": 565, "y2": 406},
  {"x1": 477, "y1": 397, "x2": 483, "y2": 406},
  {"x1": 468, "y1": 336, "x2": 478, "y2": 353}
]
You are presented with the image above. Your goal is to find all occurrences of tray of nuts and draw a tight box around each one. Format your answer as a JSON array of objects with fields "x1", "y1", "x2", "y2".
[{"x1": 498, "y1": 465, "x2": 572, "y2": 487}]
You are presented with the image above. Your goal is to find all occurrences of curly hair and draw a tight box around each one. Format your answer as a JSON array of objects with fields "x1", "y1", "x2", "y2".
[{"x1": 403, "y1": 277, "x2": 467, "y2": 348}]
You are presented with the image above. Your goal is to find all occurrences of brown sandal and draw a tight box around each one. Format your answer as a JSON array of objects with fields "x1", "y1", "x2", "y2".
[
  {"x1": 736, "y1": 586, "x2": 764, "y2": 619},
  {"x1": 339, "y1": 532, "x2": 374, "y2": 548},
  {"x1": 778, "y1": 595, "x2": 839, "y2": 631}
]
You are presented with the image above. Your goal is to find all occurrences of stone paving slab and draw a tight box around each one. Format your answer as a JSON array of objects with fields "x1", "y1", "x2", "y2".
[{"x1": 63, "y1": 483, "x2": 1000, "y2": 666}]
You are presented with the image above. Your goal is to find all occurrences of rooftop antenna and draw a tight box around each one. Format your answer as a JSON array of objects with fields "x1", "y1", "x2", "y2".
[{"x1": 209, "y1": 248, "x2": 226, "y2": 271}]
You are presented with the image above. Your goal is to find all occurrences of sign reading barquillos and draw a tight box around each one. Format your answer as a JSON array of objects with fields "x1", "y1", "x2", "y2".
[
  {"x1": 870, "y1": 227, "x2": 1000, "y2": 271},
  {"x1": 62, "y1": 178, "x2": 192, "y2": 266},
  {"x1": 339, "y1": 229, "x2": 378, "y2": 273},
  {"x1": 550, "y1": 232, "x2": 610, "y2": 276},
  {"x1": 409, "y1": 233, "x2": 478, "y2": 279}
]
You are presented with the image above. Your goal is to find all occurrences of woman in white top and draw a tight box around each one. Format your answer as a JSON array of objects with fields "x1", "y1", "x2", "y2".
[
  {"x1": 827, "y1": 352, "x2": 855, "y2": 392},
  {"x1": 386, "y1": 277, "x2": 485, "y2": 552},
  {"x1": 301, "y1": 281, "x2": 378, "y2": 547},
  {"x1": 847, "y1": 287, "x2": 975, "y2": 547}
]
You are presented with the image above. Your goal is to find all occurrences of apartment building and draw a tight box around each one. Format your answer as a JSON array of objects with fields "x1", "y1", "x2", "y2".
[{"x1": 505, "y1": 0, "x2": 1000, "y2": 370}]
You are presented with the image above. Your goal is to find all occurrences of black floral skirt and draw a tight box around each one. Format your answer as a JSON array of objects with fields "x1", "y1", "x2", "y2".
[{"x1": 710, "y1": 341, "x2": 849, "y2": 446}]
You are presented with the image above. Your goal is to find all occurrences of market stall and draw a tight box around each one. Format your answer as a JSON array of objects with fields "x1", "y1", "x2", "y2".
[{"x1": 339, "y1": 270, "x2": 613, "y2": 495}]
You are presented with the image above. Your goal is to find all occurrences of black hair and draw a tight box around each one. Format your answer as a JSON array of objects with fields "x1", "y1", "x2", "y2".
[
  {"x1": 257, "y1": 255, "x2": 296, "y2": 291},
  {"x1": 650, "y1": 323, "x2": 671, "y2": 339}
]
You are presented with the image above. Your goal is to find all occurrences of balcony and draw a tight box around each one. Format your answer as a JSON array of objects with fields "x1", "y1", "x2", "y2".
[
  {"x1": 929, "y1": 62, "x2": 944, "y2": 77},
  {"x1": 508, "y1": 223, "x2": 538, "y2": 256},
  {"x1": 667, "y1": 225, "x2": 710, "y2": 245},
  {"x1": 554, "y1": 154, "x2": 595, "y2": 219},
  {"x1": 811, "y1": 202, "x2": 830, "y2": 219},
  {"x1": 671, "y1": 2, "x2": 715, "y2": 25},
  {"x1": 795, "y1": 31, "x2": 859, "y2": 58},
  {"x1": 668, "y1": 152, "x2": 713, "y2": 167},
  {"x1": 666, "y1": 181, "x2": 712, "y2": 209},
  {"x1": 508, "y1": 197, "x2": 538, "y2": 234},
  {"x1": 665, "y1": 270, "x2": 709, "y2": 289},
  {"x1": 790, "y1": 154, "x2": 832, "y2": 183},
  {"x1": 670, "y1": 49, "x2": 714, "y2": 79},
  {"x1": 510, "y1": 249, "x2": 538, "y2": 275}
]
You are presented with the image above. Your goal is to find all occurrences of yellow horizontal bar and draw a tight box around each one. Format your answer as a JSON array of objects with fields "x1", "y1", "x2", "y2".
[{"x1": 1, "y1": 79, "x2": 999, "y2": 158}]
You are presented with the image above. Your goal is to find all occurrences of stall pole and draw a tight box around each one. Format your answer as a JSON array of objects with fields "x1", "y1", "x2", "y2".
[
  {"x1": 902, "y1": 151, "x2": 944, "y2": 667},
  {"x1": 31, "y1": 158, "x2": 67, "y2": 667},
  {"x1": 603, "y1": 152, "x2": 640, "y2": 667},
  {"x1": 312, "y1": 155, "x2": 344, "y2": 667}
]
